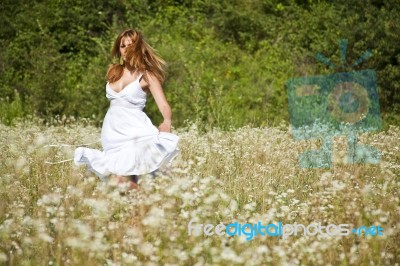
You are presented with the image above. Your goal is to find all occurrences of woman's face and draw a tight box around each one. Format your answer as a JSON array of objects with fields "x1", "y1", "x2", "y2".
[{"x1": 119, "y1": 36, "x2": 132, "y2": 61}]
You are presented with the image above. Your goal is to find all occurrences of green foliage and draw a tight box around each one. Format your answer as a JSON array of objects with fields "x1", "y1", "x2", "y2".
[
  {"x1": 0, "y1": 90, "x2": 25, "y2": 126},
  {"x1": 0, "y1": 0, "x2": 399, "y2": 129}
]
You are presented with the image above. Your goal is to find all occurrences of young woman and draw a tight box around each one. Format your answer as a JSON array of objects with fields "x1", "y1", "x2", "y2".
[{"x1": 74, "y1": 29, "x2": 179, "y2": 189}]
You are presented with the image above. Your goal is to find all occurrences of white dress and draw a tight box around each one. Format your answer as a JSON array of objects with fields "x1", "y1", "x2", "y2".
[{"x1": 74, "y1": 74, "x2": 179, "y2": 181}]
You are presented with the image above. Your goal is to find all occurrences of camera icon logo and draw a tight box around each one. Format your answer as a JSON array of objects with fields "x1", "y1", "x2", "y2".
[{"x1": 286, "y1": 39, "x2": 382, "y2": 168}]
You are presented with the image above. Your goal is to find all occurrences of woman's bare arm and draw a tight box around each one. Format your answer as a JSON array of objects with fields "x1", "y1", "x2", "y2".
[{"x1": 145, "y1": 72, "x2": 172, "y2": 133}]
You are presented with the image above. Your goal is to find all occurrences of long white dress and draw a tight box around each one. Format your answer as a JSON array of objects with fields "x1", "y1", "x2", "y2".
[{"x1": 74, "y1": 74, "x2": 179, "y2": 181}]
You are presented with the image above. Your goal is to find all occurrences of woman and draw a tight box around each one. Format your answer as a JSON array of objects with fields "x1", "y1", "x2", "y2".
[{"x1": 74, "y1": 29, "x2": 179, "y2": 189}]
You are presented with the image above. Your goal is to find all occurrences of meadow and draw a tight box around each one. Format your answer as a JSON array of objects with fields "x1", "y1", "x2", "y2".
[{"x1": 0, "y1": 118, "x2": 399, "y2": 265}]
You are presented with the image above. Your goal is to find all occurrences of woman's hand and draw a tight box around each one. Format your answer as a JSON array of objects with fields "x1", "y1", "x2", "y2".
[{"x1": 158, "y1": 120, "x2": 172, "y2": 133}]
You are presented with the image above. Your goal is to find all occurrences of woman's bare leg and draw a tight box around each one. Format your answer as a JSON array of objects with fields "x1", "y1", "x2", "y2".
[
  {"x1": 111, "y1": 175, "x2": 138, "y2": 190},
  {"x1": 128, "y1": 175, "x2": 139, "y2": 184}
]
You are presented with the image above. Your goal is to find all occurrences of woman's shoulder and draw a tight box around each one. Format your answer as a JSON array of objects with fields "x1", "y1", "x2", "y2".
[{"x1": 142, "y1": 70, "x2": 164, "y2": 84}]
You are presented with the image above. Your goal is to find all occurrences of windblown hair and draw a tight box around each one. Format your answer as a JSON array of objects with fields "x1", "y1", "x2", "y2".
[{"x1": 106, "y1": 29, "x2": 166, "y2": 83}]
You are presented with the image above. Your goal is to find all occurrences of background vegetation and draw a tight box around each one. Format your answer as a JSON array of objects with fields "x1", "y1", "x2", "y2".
[{"x1": 1, "y1": 0, "x2": 399, "y2": 129}]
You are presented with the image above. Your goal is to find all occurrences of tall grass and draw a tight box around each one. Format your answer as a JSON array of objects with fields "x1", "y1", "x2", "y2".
[{"x1": 0, "y1": 118, "x2": 399, "y2": 265}]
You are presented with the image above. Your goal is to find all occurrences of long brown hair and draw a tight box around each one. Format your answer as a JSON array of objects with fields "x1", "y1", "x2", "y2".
[{"x1": 106, "y1": 29, "x2": 166, "y2": 83}]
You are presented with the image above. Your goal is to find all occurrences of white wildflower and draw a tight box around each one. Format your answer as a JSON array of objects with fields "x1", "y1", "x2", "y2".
[
  {"x1": 331, "y1": 180, "x2": 346, "y2": 190},
  {"x1": 38, "y1": 233, "x2": 54, "y2": 243},
  {"x1": 34, "y1": 133, "x2": 47, "y2": 146},
  {"x1": 83, "y1": 198, "x2": 109, "y2": 217},
  {"x1": 142, "y1": 207, "x2": 165, "y2": 228},
  {"x1": 37, "y1": 193, "x2": 61, "y2": 206},
  {"x1": 256, "y1": 245, "x2": 269, "y2": 254},
  {"x1": 15, "y1": 157, "x2": 27, "y2": 170},
  {"x1": 221, "y1": 247, "x2": 244, "y2": 263},
  {"x1": 122, "y1": 253, "x2": 138, "y2": 264},
  {"x1": 139, "y1": 242, "x2": 154, "y2": 257},
  {"x1": 229, "y1": 200, "x2": 238, "y2": 212}
]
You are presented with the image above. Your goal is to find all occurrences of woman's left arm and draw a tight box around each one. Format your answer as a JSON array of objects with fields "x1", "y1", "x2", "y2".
[{"x1": 146, "y1": 72, "x2": 172, "y2": 133}]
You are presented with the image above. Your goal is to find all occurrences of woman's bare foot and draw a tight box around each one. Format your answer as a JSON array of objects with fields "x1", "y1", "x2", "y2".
[
  {"x1": 112, "y1": 175, "x2": 139, "y2": 190},
  {"x1": 127, "y1": 175, "x2": 139, "y2": 190},
  {"x1": 128, "y1": 181, "x2": 138, "y2": 190}
]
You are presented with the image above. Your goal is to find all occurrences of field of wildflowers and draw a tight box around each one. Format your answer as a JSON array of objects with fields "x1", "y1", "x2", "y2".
[{"x1": 0, "y1": 118, "x2": 399, "y2": 265}]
